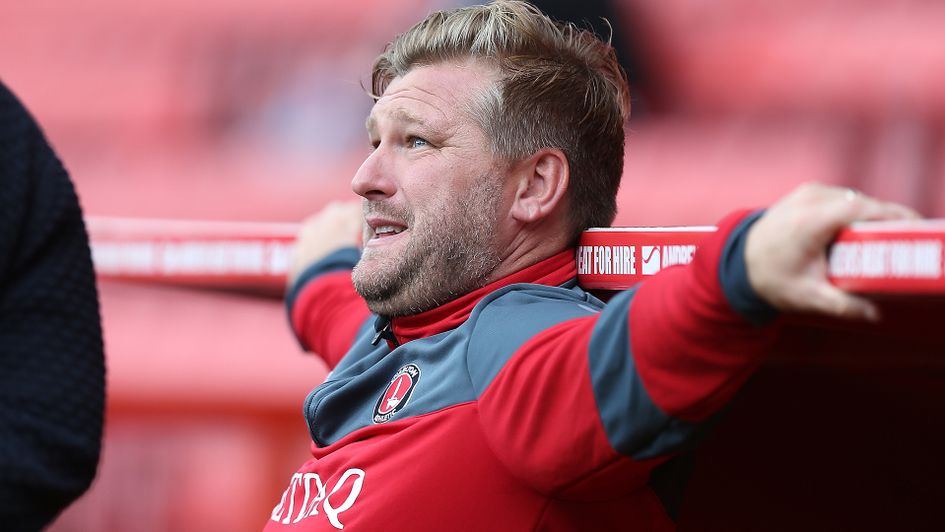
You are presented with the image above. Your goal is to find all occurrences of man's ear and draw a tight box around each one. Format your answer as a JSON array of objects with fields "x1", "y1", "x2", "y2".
[{"x1": 509, "y1": 148, "x2": 569, "y2": 224}]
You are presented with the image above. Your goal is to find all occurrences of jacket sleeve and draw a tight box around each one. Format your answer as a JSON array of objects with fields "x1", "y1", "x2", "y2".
[
  {"x1": 475, "y1": 210, "x2": 780, "y2": 498},
  {"x1": 286, "y1": 248, "x2": 371, "y2": 369},
  {"x1": 0, "y1": 82, "x2": 106, "y2": 530}
]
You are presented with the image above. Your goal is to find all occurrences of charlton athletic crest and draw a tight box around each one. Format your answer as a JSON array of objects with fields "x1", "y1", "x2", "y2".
[{"x1": 373, "y1": 364, "x2": 421, "y2": 424}]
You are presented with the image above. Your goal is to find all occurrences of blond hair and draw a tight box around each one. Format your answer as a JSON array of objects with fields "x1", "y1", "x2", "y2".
[{"x1": 371, "y1": 0, "x2": 630, "y2": 242}]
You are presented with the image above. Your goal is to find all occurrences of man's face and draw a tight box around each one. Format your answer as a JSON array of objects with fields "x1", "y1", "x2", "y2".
[{"x1": 351, "y1": 61, "x2": 508, "y2": 317}]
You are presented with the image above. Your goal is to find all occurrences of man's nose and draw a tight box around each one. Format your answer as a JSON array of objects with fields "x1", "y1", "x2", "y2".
[{"x1": 351, "y1": 148, "x2": 396, "y2": 200}]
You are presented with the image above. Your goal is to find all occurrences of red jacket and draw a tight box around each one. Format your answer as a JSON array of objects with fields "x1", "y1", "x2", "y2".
[{"x1": 266, "y1": 210, "x2": 779, "y2": 531}]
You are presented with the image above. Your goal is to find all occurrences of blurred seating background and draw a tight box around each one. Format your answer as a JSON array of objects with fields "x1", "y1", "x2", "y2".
[{"x1": 0, "y1": 0, "x2": 942, "y2": 530}]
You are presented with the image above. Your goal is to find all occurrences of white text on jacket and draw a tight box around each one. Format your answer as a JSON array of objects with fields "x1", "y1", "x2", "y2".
[{"x1": 270, "y1": 468, "x2": 365, "y2": 529}]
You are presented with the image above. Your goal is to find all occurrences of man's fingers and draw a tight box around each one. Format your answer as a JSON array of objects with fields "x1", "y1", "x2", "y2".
[
  {"x1": 746, "y1": 182, "x2": 917, "y2": 321},
  {"x1": 846, "y1": 192, "x2": 922, "y2": 223},
  {"x1": 288, "y1": 201, "x2": 364, "y2": 285},
  {"x1": 808, "y1": 282, "x2": 881, "y2": 322},
  {"x1": 868, "y1": 200, "x2": 922, "y2": 221}
]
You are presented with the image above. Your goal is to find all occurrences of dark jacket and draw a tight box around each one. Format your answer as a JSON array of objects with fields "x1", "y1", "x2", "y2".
[{"x1": 0, "y1": 81, "x2": 105, "y2": 531}]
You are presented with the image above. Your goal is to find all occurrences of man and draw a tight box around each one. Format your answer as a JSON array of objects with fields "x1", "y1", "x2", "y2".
[
  {"x1": 268, "y1": 1, "x2": 915, "y2": 530},
  {"x1": 0, "y1": 82, "x2": 106, "y2": 530}
]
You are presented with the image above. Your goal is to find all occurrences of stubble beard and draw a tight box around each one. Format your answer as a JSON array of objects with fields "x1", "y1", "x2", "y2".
[{"x1": 352, "y1": 180, "x2": 502, "y2": 317}]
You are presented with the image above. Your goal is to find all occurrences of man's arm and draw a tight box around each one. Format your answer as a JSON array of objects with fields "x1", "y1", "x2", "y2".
[
  {"x1": 474, "y1": 210, "x2": 773, "y2": 498},
  {"x1": 286, "y1": 202, "x2": 370, "y2": 369},
  {"x1": 0, "y1": 82, "x2": 105, "y2": 530},
  {"x1": 475, "y1": 185, "x2": 918, "y2": 499}
]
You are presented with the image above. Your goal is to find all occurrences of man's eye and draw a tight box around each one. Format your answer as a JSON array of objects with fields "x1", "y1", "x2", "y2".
[{"x1": 408, "y1": 137, "x2": 429, "y2": 149}]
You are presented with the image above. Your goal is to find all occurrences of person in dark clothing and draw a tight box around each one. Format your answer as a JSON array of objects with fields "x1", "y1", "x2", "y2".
[{"x1": 0, "y1": 81, "x2": 106, "y2": 531}]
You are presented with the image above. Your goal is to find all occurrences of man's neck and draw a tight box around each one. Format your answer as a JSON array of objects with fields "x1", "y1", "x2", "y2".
[
  {"x1": 486, "y1": 223, "x2": 572, "y2": 285},
  {"x1": 385, "y1": 249, "x2": 578, "y2": 345}
]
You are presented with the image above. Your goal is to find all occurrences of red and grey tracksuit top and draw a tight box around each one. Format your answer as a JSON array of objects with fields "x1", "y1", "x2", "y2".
[{"x1": 266, "y1": 210, "x2": 780, "y2": 531}]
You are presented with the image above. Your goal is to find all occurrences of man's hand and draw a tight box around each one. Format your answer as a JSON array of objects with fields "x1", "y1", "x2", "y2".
[
  {"x1": 288, "y1": 201, "x2": 363, "y2": 286},
  {"x1": 745, "y1": 183, "x2": 920, "y2": 321}
]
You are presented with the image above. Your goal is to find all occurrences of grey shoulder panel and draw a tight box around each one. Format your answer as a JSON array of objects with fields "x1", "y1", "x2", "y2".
[{"x1": 466, "y1": 283, "x2": 604, "y2": 396}]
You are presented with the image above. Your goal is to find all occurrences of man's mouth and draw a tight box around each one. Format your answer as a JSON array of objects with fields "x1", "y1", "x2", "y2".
[
  {"x1": 364, "y1": 207, "x2": 410, "y2": 245},
  {"x1": 374, "y1": 225, "x2": 406, "y2": 238},
  {"x1": 365, "y1": 217, "x2": 409, "y2": 244}
]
